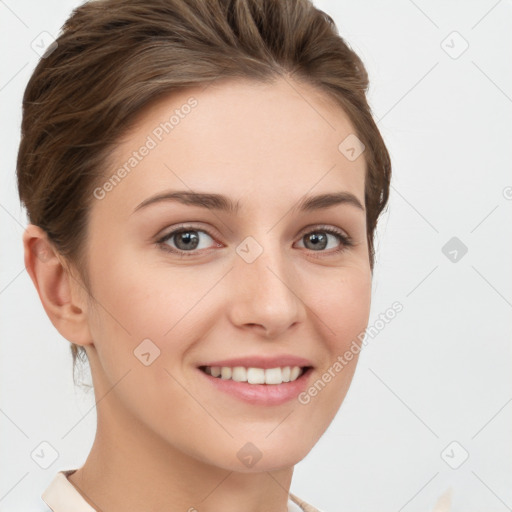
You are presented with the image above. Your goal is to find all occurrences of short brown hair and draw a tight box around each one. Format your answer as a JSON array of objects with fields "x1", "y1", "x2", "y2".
[{"x1": 17, "y1": 0, "x2": 391, "y2": 383}]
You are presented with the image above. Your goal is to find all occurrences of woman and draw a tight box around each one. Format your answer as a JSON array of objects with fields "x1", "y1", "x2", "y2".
[{"x1": 18, "y1": 0, "x2": 392, "y2": 510}]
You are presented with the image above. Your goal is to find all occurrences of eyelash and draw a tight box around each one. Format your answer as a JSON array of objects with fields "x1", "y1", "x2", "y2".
[{"x1": 155, "y1": 223, "x2": 354, "y2": 258}]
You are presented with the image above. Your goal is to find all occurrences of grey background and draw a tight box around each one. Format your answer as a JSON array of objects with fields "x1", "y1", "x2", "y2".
[{"x1": 1, "y1": 1, "x2": 511, "y2": 511}]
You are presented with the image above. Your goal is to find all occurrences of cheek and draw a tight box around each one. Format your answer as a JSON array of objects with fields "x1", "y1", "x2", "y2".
[
  {"x1": 84, "y1": 257, "x2": 204, "y2": 424},
  {"x1": 86, "y1": 250, "x2": 216, "y2": 378},
  {"x1": 308, "y1": 266, "x2": 372, "y2": 351},
  {"x1": 302, "y1": 268, "x2": 371, "y2": 403}
]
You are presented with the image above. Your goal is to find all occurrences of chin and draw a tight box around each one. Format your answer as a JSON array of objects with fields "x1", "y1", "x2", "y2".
[{"x1": 207, "y1": 437, "x2": 315, "y2": 473}]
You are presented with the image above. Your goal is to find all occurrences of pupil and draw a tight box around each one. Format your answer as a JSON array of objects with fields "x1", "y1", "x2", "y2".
[
  {"x1": 306, "y1": 232, "x2": 327, "y2": 250},
  {"x1": 177, "y1": 231, "x2": 199, "y2": 250}
]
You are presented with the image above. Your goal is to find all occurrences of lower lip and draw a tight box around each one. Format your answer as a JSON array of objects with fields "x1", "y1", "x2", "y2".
[{"x1": 197, "y1": 367, "x2": 313, "y2": 406}]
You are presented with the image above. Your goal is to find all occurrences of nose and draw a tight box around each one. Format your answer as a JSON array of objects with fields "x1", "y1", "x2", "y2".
[{"x1": 227, "y1": 239, "x2": 306, "y2": 339}]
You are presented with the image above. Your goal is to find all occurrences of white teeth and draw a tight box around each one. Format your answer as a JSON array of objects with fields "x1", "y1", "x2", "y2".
[
  {"x1": 220, "y1": 367, "x2": 232, "y2": 379},
  {"x1": 202, "y1": 365, "x2": 306, "y2": 385},
  {"x1": 290, "y1": 366, "x2": 301, "y2": 381},
  {"x1": 232, "y1": 366, "x2": 247, "y2": 382},
  {"x1": 263, "y1": 368, "x2": 281, "y2": 385},
  {"x1": 247, "y1": 367, "x2": 265, "y2": 384}
]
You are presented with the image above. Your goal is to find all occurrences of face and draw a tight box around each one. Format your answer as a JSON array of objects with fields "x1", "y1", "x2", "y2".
[{"x1": 80, "y1": 76, "x2": 372, "y2": 471}]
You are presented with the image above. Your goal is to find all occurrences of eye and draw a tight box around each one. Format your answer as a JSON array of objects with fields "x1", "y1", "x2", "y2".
[
  {"x1": 295, "y1": 226, "x2": 354, "y2": 256},
  {"x1": 156, "y1": 223, "x2": 354, "y2": 257},
  {"x1": 156, "y1": 225, "x2": 220, "y2": 256}
]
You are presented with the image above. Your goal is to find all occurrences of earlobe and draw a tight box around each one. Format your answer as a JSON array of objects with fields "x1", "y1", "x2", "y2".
[{"x1": 22, "y1": 224, "x2": 93, "y2": 347}]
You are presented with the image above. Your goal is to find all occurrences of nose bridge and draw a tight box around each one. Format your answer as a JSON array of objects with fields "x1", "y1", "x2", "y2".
[{"x1": 228, "y1": 233, "x2": 304, "y2": 336}]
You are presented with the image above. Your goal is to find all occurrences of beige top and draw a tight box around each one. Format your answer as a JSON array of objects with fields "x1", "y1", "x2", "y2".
[{"x1": 41, "y1": 469, "x2": 324, "y2": 512}]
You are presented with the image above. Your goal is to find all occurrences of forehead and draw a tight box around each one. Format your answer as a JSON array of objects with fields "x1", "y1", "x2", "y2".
[{"x1": 96, "y1": 77, "x2": 366, "y2": 217}]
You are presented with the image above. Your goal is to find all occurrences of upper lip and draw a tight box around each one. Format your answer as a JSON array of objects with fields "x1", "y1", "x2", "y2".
[{"x1": 198, "y1": 355, "x2": 313, "y2": 369}]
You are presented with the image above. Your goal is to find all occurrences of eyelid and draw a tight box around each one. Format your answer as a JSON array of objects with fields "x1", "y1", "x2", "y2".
[
  {"x1": 296, "y1": 223, "x2": 349, "y2": 239},
  {"x1": 157, "y1": 222, "x2": 221, "y2": 241}
]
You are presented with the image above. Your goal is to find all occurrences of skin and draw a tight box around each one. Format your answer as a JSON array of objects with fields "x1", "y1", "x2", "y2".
[{"x1": 23, "y1": 76, "x2": 372, "y2": 512}]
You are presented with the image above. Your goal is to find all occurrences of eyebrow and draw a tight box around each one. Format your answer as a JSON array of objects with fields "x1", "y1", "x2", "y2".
[{"x1": 132, "y1": 190, "x2": 365, "y2": 214}]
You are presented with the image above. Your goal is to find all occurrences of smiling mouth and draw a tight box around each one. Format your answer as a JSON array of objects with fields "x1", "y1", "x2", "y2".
[{"x1": 198, "y1": 365, "x2": 312, "y2": 385}]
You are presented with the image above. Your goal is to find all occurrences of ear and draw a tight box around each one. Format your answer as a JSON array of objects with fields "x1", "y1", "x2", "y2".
[{"x1": 22, "y1": 224, "x2": 94, "y2": 347}]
